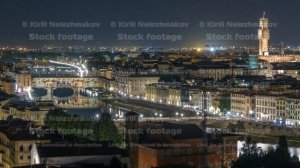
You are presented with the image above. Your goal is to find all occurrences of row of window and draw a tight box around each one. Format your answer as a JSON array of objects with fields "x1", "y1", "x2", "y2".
[
  {"x1": 256, "y1": 101, "x2": 276, "y2": 106},
  {"x1": 256, "y1": 107, "x2": 276, "y2": 114},
  {"x1": 19, "y1": 145, "x2": 32, "y2": 152},
  {"x1": 19, "y1": 155, "x2": 31, "y2": 160}
]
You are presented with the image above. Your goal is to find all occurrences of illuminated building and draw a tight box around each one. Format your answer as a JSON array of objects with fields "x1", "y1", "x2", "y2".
[
  {"x1": 146, "y1": 83, "x2": 169, "y2": 104},
  {"x1": 168, "y1": 87, "x2": 182, "y2": 106},
  {"x1": 258, "y1": 12, "x2": 270, "y2": 56},
  {"x1": 0, "y1": 77, "x2": 16, "y2": 95},
  {"x1": 231, "y1": 93, "x2": 255, "y2": 117},
  {"x1": 114, "y1": 74, "x2": 159, "y2": 98},
  {"x1": 0, "y1": 120, "x2": 50, "y2": 168},
  {"x1": 255, "y1": 94, "x2": 280, "y2": 122},
  {"x1": 0, "y1": 101, "x2": 55, "y2": 125},
  {"x1": 257, "y1": 12, "x2": 298, "y2": 62},
  {"x1": 15, "y1": 72, "x2": 32, "y2": 93},
  {"x1": 286, "y1": 95, "x2": 300, "y2": 126}
]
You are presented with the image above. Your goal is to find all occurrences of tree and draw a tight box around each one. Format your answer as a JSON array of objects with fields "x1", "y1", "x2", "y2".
[
  {"x1": 95, "y1": 113, "x2": 123, "y2": 146},
  {"x1": 262, "y1": 136, "x2": 300, "y2": 168},
  {"x1": 219, "y1": 93, "x2": 231, "y2": 114},
  {"x1": 232, "y1": 136, "x2": 300, "y2": 168},
  {"x1": 45, "y1": 108, "x2": 69, "y2": 129},
  {"x1": 232, "y1": 136, "x2": 263, "y2": 168}
]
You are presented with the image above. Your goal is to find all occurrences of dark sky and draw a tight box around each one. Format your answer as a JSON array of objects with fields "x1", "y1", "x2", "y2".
[{"x1": 0, "y1": 0, "x2": 299, "y2": 48}]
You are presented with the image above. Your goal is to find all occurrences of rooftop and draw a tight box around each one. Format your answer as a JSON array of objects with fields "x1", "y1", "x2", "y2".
[{"x1": 36, "y1": 142, "x2": 121, "y2": 158}]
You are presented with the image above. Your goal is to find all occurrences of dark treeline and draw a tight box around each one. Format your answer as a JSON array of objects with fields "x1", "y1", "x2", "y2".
[{"x1": 232, "y1": 136, "x2": 300, "y2": 168}]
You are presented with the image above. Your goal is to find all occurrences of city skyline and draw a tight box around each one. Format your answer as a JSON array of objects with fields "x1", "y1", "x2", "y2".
[{"x1": 1, "y1": 1, "x2": 300, "y2": 168}]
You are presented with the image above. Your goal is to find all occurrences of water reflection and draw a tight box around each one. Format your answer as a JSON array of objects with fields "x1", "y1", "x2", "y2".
[
  {"x1": 53, "y1": 87, "x2": 74, "y2": 97},
  {"x1": 238, "y1": 141, "x2": 300, "y2": 160},
  {"x1": 31, "y1": 87, "x2": 127, "y2": 118}
]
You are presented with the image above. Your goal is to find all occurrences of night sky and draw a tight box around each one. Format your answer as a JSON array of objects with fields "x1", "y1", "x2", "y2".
[{"x1": 0, "y1": 0, "x2": 299, "y2": 48}]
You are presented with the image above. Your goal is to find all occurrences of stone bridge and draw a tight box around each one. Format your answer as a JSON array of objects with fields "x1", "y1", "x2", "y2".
[
  {"x1": 31, "y1": 77, "x2": 101, "y2": 100},
  {"x1": 32, "y1": 77, "x2": 100, "y2": 89}
]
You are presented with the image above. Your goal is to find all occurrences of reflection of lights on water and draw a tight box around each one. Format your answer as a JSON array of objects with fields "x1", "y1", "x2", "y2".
[
  {"x1": 237, "y1": 141, "x2": 300, "y2": 161},
  {"x1": 49, "y1": 60, "x2": 85, "y2": 77},
  {"x1": 27, "y1": 88, "x2": 33, "y2": 100},
  {"x1": 117, "y1": 109, "x2": 123, "y2": 118}
]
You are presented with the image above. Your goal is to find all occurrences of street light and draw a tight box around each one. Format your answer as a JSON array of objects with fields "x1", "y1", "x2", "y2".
[{"x1": 159, "y1": 114, "x2": 162, "y2": 118}]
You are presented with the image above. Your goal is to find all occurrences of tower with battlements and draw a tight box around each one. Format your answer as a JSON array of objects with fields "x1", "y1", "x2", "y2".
[{"x1": 258, "y1": 12, "x2": 270, "y2": 56}]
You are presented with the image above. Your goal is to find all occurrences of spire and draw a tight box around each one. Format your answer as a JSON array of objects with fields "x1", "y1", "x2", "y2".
[{"x1": 262, "y1": 11, "x2": 266, "y2": 18}]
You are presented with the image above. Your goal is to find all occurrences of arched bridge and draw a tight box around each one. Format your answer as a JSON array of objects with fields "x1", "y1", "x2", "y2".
[{"x1": 32, "y1": 77, "x2": 100, "y2": 89}]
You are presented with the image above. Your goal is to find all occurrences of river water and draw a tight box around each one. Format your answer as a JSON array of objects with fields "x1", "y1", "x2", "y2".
[{"x1": 31, "y1": 87, "x2": 127, "y2": 119}]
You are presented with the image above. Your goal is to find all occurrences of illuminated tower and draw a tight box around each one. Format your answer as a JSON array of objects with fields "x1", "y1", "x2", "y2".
[{"x1": 258, "y1": 12, "x2": 270, "y2": 56}]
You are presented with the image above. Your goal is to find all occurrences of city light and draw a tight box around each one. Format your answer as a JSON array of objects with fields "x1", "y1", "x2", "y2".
[
  {"x1": 0, "y1": 2, "x2": 298, "y2": 167},
  {"x1": 49, "y1": 60, "x2": 86, "y2": 77},
  {"x1": 26, "y1": 88, "x2": 33, "y2": 100}
]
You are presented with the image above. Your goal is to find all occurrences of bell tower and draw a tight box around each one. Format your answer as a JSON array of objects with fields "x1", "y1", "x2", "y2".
[{"x1": 258, "y1": 12, "x2": 270, "y2": 56}]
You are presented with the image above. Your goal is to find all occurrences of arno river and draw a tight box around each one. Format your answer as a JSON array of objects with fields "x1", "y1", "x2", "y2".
[{"x1": 32, "y1": 87, "x2": 127, "y2": 119}]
